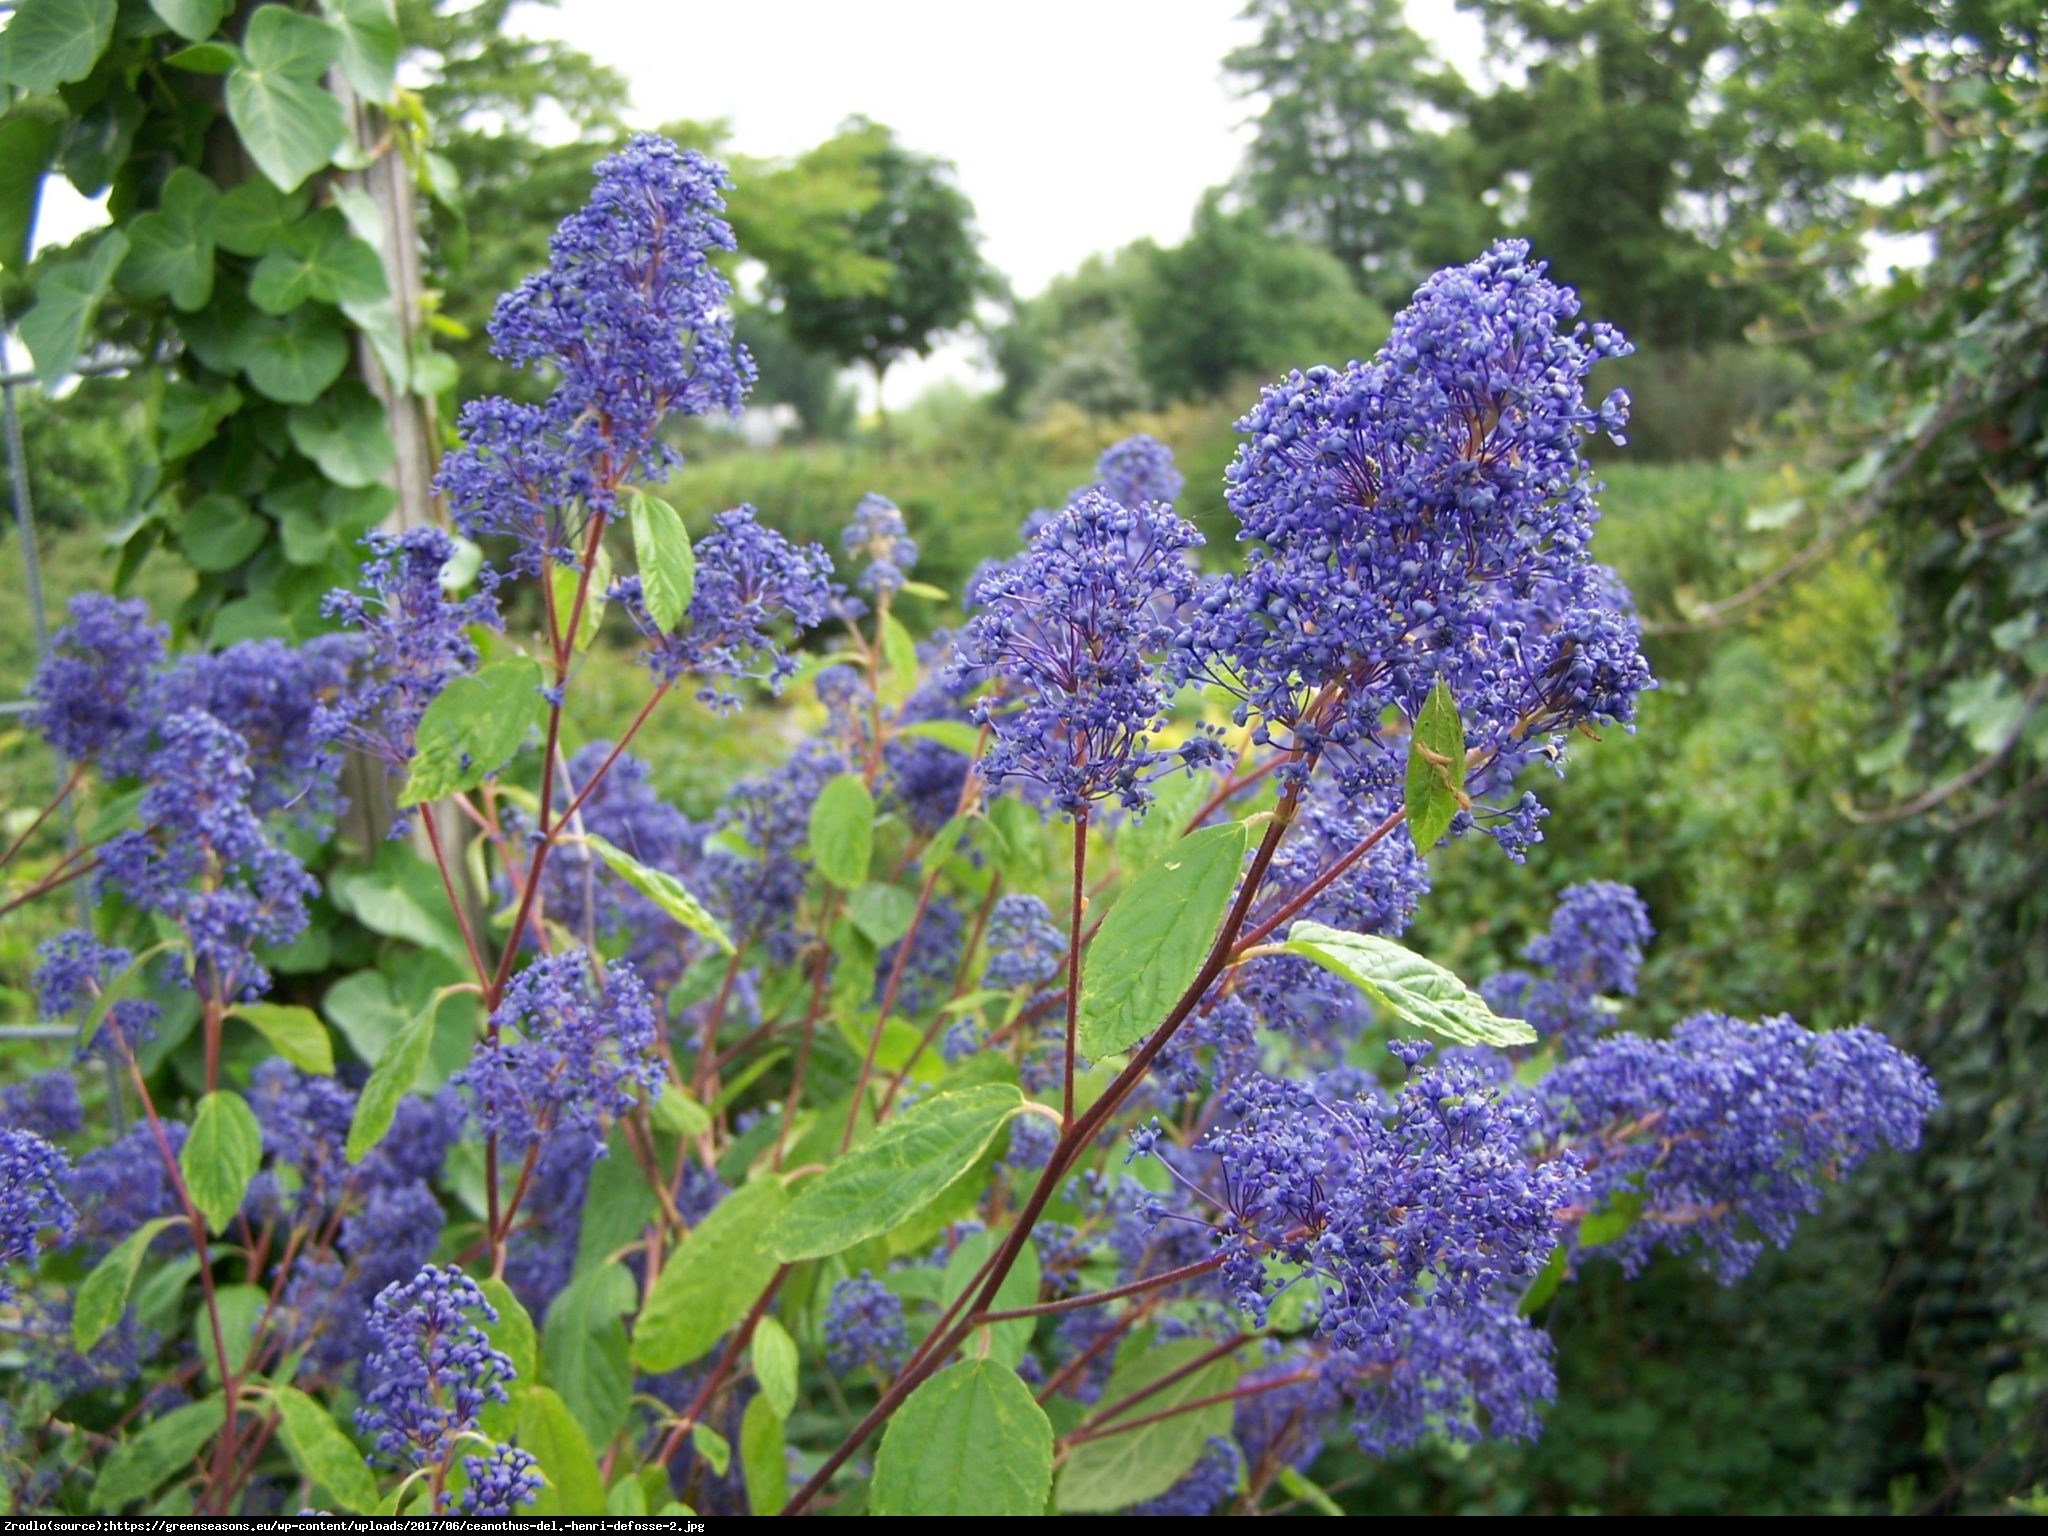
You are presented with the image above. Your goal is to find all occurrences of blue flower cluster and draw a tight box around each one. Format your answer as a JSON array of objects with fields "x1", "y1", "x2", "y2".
[
  {"x1": 1092, "y1": 433, "x2": 1185, "y2": 511},
  {"x1": 1541, "y1": 1012, "x2": 1940, "y2": 1280},
  {"x1": 1483, "y1": 880, "x2": 1653, "y2": 1050},
  {"x1": 0, "y1": 1129, "x2": 74, "y2": 1301},
  {"x1": 26, "y1": 594, "x2": 164, "y2": 763},
  {"x1": 459, "y1": 1445, "x2": 543, "y2": 1516},
  {"x1": 357, "y1": 1265, "x2": 516, "y2": 1466},
  {"x1": 1174, "y1": 241, "x2": 1651, "y2": 811},
  {"x1": 439, "y1": 137, "x2": 751, "y2": 573},
  {"x1": 822, "y1": 1271, "x2": 909, "y2": 1375},
  {"x1": 842, "y1": 493, "x2": 920, "y2": 596},
  {"x1": 455, "y1": 951, "x2": 664, "y2": 1159},
  {"x1": 981, "y1": 895, "x2": 1067, "y2": 991},
  {"x1": 959, "y1": 491, "x2": 1221, "y2": 815},
  {"x1": 1, "y1": 1073, "x2": 83, "y2": 1141}
]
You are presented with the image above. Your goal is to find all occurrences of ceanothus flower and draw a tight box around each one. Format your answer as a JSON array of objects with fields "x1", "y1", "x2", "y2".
[
  {"x1": 882, "y1": 629, "x2": 982, "y2": 835},
  {"x1": 1174, "y1": 241, "x2": 1651, "y2": 805},
  {"x1": 842, "y1": 493, "x2": 919, "y2": 596},
  {"x1": 614, "y1": 507, "x2": 833, "y2": 707},
  {"x1": 1, "y1": 1129, "x2": 74, "y2": 1300},
  {"x1": 1, "y1": 1073, "x2": 82, "y2": 1141},
  {"x1": 1190, "y1": 1045, "x2": 1579, "y2": 1346},
  {"x1": 319, "y1": 527, "x2": 502, "y2": 783},
  {"x1": 958, "y1": 490, "x2": 1222, "y2": 816},
  {"x1": 1540, "y1": 1013, "x2": 1938, "y2": 1281},
  {"x1": 459, "y1": 1445, "x2": 543, "y2": 1516},
  {"x1": 357, "y1": 1265, "x2": 516, "y2": 1466},
  {"x1": 27, "y1": 594, "x2": 164, "y2": 763},
  {"x1": 63, "y1": 1122, "x2": 186, "y2": 1260},
  {"x1": 981, "y1": 894, "x2": 1066, "y2": 991},
  {"x1": 1093, "y1": 433, "x2": 1184, "y2": 510},
  {"x1": 155, "y1": 638, "x2": 355, "y2": 822},
  {"x1": 1483, "y1": 880, "x2": 1652, "y2": 1051},
  {"x1": 248, "y1": 1060, "x2": 356, "y2": 1207},
  {"x1": 454, "y1": 951, "x2": 664, "y2": 1158},
  {"x1": 32, "y1": 932, "x2": 128, "y2": 1019},
  {"x1": 1336, "y1": 1295, "x2": 1557, "y2": 1454},
  {"x1": 823, "y1": 1272, "x2": 908, "y2": 1375},
  {"x1": 439, "y1": 136, "x2": 752, "y2": 572},
  {"x1": 699, "y1": 741, "x2": 847, "y2": 961}
]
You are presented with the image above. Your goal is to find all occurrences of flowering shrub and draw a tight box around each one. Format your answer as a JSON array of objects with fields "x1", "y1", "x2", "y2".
[{"x1": 0, "y1": 137, "x2": 1937, "y2": 1517}]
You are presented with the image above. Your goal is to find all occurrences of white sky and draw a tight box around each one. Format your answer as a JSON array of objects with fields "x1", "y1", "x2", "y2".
[{"x1": 31, "y1": 1, "x2": 1488, "y2": 402}]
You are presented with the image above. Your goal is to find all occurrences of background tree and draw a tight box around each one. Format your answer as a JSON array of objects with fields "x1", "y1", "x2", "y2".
[
  {"x1": 763, "y1": 118, "x2": 994, "y2": 434},
  {"x1": 1226, "y1": 0, "x2": 1484, "y2": 309}
]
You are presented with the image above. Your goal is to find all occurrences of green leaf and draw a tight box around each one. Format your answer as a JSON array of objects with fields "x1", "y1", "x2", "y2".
[
  {"x1": 399, "y1": 658, "x2": 543, "y2": 805},
  {"x1": 79, "y1": 939, "x2": 185, "y2": 1051},
  {"x1": 0, "y1": 111, "x2": 60, "y2": 270},
  {"x1": 328, "y1": 842, "x2": 470, "y2": 963},
  {"x1": 847, "y1": 881, "x2": 919, "y2": 948},
  {"x1": 73, "y1": 1216, "x2": 183, "y2": 1353},
  {"x1": 158, "y1": 379, "x2": 242, "y2": 459},
  {"x1": 1577, "y1": 1187, "x2": 1647, "y2": 1250},
  {"x1": 149, "y1": 0, "x2": 226, "y2": 43},
  {"x1": 165, "y1": 40, "x2": 238, "y2": 73},
  {"x1": 896, "y1": 579, "x2": 948, "y2": 600},
  {"x1": 943, "y1": 1227, "x2": 1041, "y2": 1369},
  {"x1": 633, "y1": 1177, "x2": 788, "y2": 1373},
  {"x1": 539, "y1": 1264, "x2": 633, "y2": 1448},
  {"x1": 1277, "y1": 1465, "x2": 1345, "y2": 1516},
  {"x1": 1275, "y1": 922, "x2": 1538, "y2": 1048},
  {"x1": 225, "y1": 7, "x2": 347, "y2": 192},
  {"x1": 692, "y1": 1423, "x2": 730, "y2": 1477},
  {"x1": 583, "y1": 834, "x2": 735, "y2": 955},
  {"x1": 1403, "y1": 678, "x2": 1466, "y2": 852},
  {"x1": 208, "y1": 178, "x2": 308, "y2": 257},
  {"x1": 272, "y1": 1385, "x2": 377, "y2": 1512},
  {"x1": 178, "y1": 492, "x2": 265, "y2": 573},
  {"x1": 91, "y1": 1395, "x2": 224, "y2": 1510},
  {"x1": 1078, "y1": 821, "x2": 1246, "y2": 1059},
  {"x1": 807, "y1": 772, "x2": 874, "y2": 890},
  {"x1": 750, "y1": 1314, "x2": 798, "y2": 1419},
  {"x1": 194, "y1": 1283, "x2": 265, "y2": 1383},
  {"x1": 648, "y1": 1082, "x2": 711, "y2": 1140},
  {"x1": 739, "y1": 1392, "x2": 787, "y2": 1515},
  {"x1": 548, "y1": 541, "x2": 612, "y2": 653},
  {"x1": 343, "y1": 999, "x2": 437, "y2": 1162},
  {"x1": 571, "y1": 1133, "x2": 657, "y2": 1278},
  {"x1": 518, "y1": 1386, "x2": 605, "y2": 1516},
  {"x1": 1056, "y1": 1339, "x2": 1236, "y2": 1512},
  {"x1": 180, "y1": 1091, "x2": 263, "y2": 1234},
  {"x1": 322, "y1": 0, "x2": 400, "y2": 101},
  {"x1": 233, "y1": 308, "x2": 349, "y2": 403},
  {"x1": 286, "y1": 381, "x2": 394, "y2": 489},
  {"x1": 478, "y1": 1277, "x2": 537, "y2": 1386},
  {"x1": 770, "y1": 1084, "x2": 1024, "y2": 1262},
  {"x1": 628, "y1": 489, "x2": 696, "y2": 632},
  {"x1": 249, "y1": 209, "x2": 386, "y2": 313},
  {"x1": 894, "y1": 717, "x2": 982, "y2": 757},
  {"x1": 3, "y1": 0, "x2": 116, "y2": 94},
  {"x1": 1113, "y1": 767, "x2": 1212, "y2": 881},
  {"x1": 871, "y1": 1359, "x2": 1052, "y2": 1517},
  {"x1": 1518, "y1": 1245, "x2": 1567, "y2": 1316},
  {"x1": 880, "y1": 610, "x2": 919, "y2": 682},
  {"x1": 19, "y1": 230, "x2": 127, "y2": 387},
  {"x1": 116, "y1": 167, "x2": 218, "y2": 310},
  {"x1": 227, "y1": 1002, "x2": 332, "y2": 1074}
]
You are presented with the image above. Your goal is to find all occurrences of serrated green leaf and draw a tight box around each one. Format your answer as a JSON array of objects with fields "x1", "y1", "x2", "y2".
[
  {"x1": 1276, "y1": 922, "x2": 1537, "y2": 1048},
  {"x1": 400, "y1": 659, "x2": 543, "y2": 805},
  {"x1": 548, "y1": 541, "x2": 612, "y2": 653},
  {"x1": 286, "y1": 381, "x2": 394, "y2": 489},
  {"x1": 149, "y1": 0, "x2": 226, "y2": 42},
  {"x1": 633, "y1": 1177, "x2": 788, "y2": 1373},
  {"x1": 344, "y1": 999, "x2": 437, "y2": 1162},
  {"x1": 3, "y1": 0, "x2": 116, "y2": 94},
  {"x1": 518, "y1": 1385, "x2": 604, "y2": 1516},
  {"x1": 194, "y1": 1283, "x2": 265, "y2": 1383},
  {"x1": 227, "y1": 1002, "x2": 332, "y2": 1074},
  {"x1": 739, "y1": 1392, "x2": 786, "y2": 1514},
  {"x1": 750, "y1": 1314, "x2": 798, "y2": 1419},
  {"x1": 649, "y1": 1082, "x2": 711, "y2": 1140},
  {"x1": 1056, "y1": 1339, "x2": 1236, "y2": 1512},
  {"x1": 478, "y1": 1277, "x2": 537, "y2": 1385},
  {"x1": 628, "y1": 488, "x2": 695, "y2": 632},
  {"x1": 771, "y1": 1084, "x2": 1024, "y2": 1262},
  {"x1": 1078, "y1": 821, "x2": 1245, "y2": 1059},
  {"x1": 272, "y1": 1385, "x2": 377, "y2": 1512},
  {"x1": 943, "y1": 1227, "x2": 1040, "y2": 1369},
  {"x1": 1404, "y1": 678, "x2": 1466, "y2": 852},
  {"x1": 807, "y1": 772, "x2": 873, "y2": 890},
  {"x1": 582, "y1": 834, "x2": 734, "y2": 955},
  {"x1": 225, "y1": 7, "x2": 347, "y2": 192},
  {"x1": 540, "y1": 1263, "x2": 634, "y2": 1447},
  {"x1": 322, "y1": 0, "x2": 399, "y2": 101},
  {"x1": 72, "y1": 1216, "x2": 183, "y2": 1353},
  {"x1": 91, "y1": 1395, "x2": 223, "y2": 1510},
  {"x1": 117, "y1": 167, "x2": 218, "y2": 311},
  {"x1": 180, "y1": 1091, "x2": 263, "y2": 1234},
  {"x1": 19, "y1": 230, "x2": 127, "y2": 387},
  {"x1": 692, "y1": 1422, "x2": 730, "y2": 1477},
  {"x1": 1277, "y1": 1465, "x2": 1344, "y2": 1516},
  {"x1": 880, "y1": 610, "x2": 919, "y2": 682},
  {"x1": 847, "y1": 881, "x2": 919, "y2": 948},
  {"x1": 871, "y1": 1359, "x2": 1051, "y2": 1517}
]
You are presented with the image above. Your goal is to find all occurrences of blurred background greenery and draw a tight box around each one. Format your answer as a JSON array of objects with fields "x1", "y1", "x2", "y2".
[{"x1": 4, "y1": 0, "x2": 2044, "y2": 1515}]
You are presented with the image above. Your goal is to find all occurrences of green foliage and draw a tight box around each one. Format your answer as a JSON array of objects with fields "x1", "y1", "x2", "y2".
[
  {"x1": 1277, "y1": 923, "x2": 1538, "y2": 1048},
  {"x1": 870, "y1": 1359, "x2": 1054, "y2": 1517},
  {"x1": 344, "y1": 997, "x2": 438, "y2": 1162},
  {"x1": 73, "y1": 1216, "x2": 183, "y2": 1353},
  {"x1": 805, "y1": 771, "x2": 874, "y2": 891},
  {"x1": 1077, "y1": 821, "x2": 1246, "y2": 1059},
  {"x1": 273, "y1": 1385, "x2": 379, "y2": 1513},
  {"x1": 1404, "y1": 678, "x2": 1466, "y2": 852},
  {"x1": 179, "y1": 1089, "x2": 262, "y2": 1232},
  {"x1": 225, "y1": 1001, "x2": 333, "y2": 1074},
  {"x1": 1057, "y1": 1338, "x2": 1238, "y2": 1511},
  {"x1": 633, "y1": 1176, "x2": 788, "y2": 1372},
  {"x1": 399, "y1": 659, "x2": 545, "y2": 805}
]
